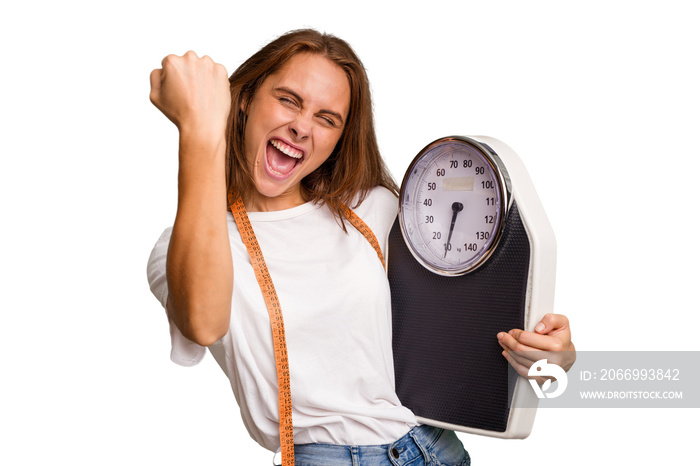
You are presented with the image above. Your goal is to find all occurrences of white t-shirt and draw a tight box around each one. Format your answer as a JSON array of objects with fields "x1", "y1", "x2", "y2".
[{"x1": 147, "y1": 186, "x2": 417, "y2": 451}]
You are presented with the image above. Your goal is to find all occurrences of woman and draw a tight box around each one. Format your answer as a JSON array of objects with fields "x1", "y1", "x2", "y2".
[{"x1": 147, "y1": 29, "x2": 574, "y2": 465}]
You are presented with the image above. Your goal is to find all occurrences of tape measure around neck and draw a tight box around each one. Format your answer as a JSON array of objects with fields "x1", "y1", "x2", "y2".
[{"x1": 229, "y1": 196, "x2": 386, "y2": 466}]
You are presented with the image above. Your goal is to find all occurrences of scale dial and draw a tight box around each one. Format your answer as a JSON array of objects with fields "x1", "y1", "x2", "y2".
[{"x1": 399, "y1": 136, "x2": 512, "y2": 276}]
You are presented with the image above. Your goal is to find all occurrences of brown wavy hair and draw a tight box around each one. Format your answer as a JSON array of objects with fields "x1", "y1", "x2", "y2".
[{"x1": 225, "y1": 29, "x2": 397, "y2": 225}]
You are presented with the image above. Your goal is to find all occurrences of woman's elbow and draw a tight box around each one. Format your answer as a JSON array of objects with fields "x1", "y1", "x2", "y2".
[
  {"x1": 167, "y1": 298, "x2": 230, "y2": 346},
  {"x1": 188, "y1": 326, "x2": 227, "y2": 347}
]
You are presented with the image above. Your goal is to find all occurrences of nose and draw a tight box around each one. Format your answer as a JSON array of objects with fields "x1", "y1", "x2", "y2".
[{"x1": 289, "y1": 112, "x2": 311, "y2": 141}]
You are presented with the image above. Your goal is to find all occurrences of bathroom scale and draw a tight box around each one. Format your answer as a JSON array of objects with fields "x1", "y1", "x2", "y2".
[{"x1": 387, "y1": 136, "x2": 556, "y2": 438}]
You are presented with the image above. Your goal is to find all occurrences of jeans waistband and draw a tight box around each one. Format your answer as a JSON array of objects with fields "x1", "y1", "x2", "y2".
[{"x1": 293, "y1": 424, "x2": 441, "y2": 466}]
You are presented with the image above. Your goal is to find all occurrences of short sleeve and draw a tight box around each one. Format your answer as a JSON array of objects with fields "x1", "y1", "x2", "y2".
[
  {"x1": 353, "y1": 186, "x2": 399, "y2": 255},
  {"x1": 147, "y1": 228, "x2": 206, "y2": 367}
]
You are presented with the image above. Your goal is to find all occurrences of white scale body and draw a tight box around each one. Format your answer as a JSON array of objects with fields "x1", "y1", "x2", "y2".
[{"x1": 387, "y1": 136, "x2": 556, "y2": 438}]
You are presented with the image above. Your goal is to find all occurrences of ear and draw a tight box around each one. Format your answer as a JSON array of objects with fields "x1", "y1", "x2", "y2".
[
  {"x1": 238, "y1": 89, "x2": 252, "y2": 115},
  {"x1": 238, "y1": 98, "x2": 249, "y2": 125}
]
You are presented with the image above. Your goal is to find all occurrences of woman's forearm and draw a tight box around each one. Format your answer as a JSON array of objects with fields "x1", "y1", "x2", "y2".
[
  {"x1": 166, "y1": 129, "x2": 232, "y2": 346},
  {"x1": 149, "y1": 52, "x2": 233, "y2": 346}
]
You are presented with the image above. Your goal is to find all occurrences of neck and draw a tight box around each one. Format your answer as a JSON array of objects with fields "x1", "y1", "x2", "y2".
[{"x1": 245, "y1": 190, "x2": 307, "y2": 212}]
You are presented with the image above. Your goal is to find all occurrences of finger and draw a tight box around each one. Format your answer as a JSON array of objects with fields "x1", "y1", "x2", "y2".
[
  {"x1": 498, "y1": 330, "x2": 554, "y2": 352},
  {"x1": 502, "y1": 351, "x2": 555, "y2": 385},
  {"x1": 509, "y1": 328, "x2": 565, "y2": 353},
  {"x1": 498, "y1": 331, "x2": 562, "y2": 368},
  {"x1": 534, "y1": 313, "x2": 570, "y2": 334},
  {"x1": 161, "y1": 53, "x2": 178, "y2": 69},
  {"x1": 505, "y1": 346, "x2": 571, "y2": 373},
  {"x1": 497, "y1": 331, "x2": 518, "y2": 352},
  {"x1": 215, "y1": 62, "x2": 230, "y2": 81},
  {"x1": 498, "y1": 332, "x2": 538, "y2": 366}
]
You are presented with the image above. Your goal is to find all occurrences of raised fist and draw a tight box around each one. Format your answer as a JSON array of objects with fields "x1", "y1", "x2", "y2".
[{"x1": 149, "y1": 51, "x2": 231, "y2": 135}]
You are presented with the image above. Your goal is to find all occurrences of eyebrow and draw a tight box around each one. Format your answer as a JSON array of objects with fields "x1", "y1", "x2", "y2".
[{"x1": 275, "y1": 86, "x2": 345, "y2": 125}]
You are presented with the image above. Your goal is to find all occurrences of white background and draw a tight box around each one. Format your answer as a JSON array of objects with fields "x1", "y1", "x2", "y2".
[{"x1": 1, "y1": 1, "x2": 697, "y2": 464}]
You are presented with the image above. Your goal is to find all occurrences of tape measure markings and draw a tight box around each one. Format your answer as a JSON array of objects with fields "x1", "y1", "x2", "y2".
[
  {"x1": 341, "y1": 204, "x2": 386, "y2": 270},
  {"x1": 230, "y1": 196, "x2": 295, "y2": 466},
  {"x1": 229, "y1": 196, "x2": 386, "y2": 465}
]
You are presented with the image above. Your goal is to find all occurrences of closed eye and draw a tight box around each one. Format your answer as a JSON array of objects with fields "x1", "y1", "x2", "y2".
[
  {"x1": 279, "y1": 96, "x2": 299, "y2": 108},
  {"x1": 319, "y1": 115, "x2": 338, "y2": 127}
]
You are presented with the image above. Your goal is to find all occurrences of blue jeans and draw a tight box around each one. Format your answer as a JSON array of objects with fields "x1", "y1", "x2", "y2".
[{"x1": 293, "y1": 425, "x2": 470, "y2": 465}]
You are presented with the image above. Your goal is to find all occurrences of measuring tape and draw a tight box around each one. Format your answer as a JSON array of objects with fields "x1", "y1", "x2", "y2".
[
  {"x1": 230, "y1": 196, "x2": 294, "y2": 465},
  {"x1": 229, "y1": 195, "x2": 386, "y2": 466},
  {"x1": 340, "y1": 203, "x2": 386, "y2": 270}
]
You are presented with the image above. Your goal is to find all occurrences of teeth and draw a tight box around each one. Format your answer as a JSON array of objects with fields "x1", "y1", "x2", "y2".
[{"x1": 270, "y1": 139, "x2": 303, "y2": 159}]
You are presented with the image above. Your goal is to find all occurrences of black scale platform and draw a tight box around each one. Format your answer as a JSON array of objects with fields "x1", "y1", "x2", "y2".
[{"x1": 388, "y1": 202, "x2": 530, "y2": 433}]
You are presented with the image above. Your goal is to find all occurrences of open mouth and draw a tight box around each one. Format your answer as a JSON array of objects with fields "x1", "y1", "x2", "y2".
[{"x1": 265, "y1": 138, "x2": 305, "y2": 178}]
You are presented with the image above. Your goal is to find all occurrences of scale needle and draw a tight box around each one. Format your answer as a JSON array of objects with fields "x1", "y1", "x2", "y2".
[{"x1": 444, "y1": 201, "x2": 463, "y2": 258}]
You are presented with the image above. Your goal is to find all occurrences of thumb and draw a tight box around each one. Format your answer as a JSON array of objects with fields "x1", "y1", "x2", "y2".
[
  {"x1": 533, "y1": 313, "x2": 570, "y2": 335},
  {"x1": 149, "y1": 68, "x2": 163, "y2": 106},
  {"x1": 534, "y1": 320, "x2": 547, "y2": 334}
]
